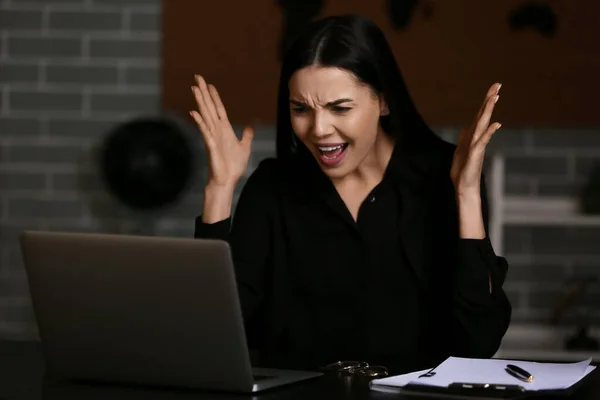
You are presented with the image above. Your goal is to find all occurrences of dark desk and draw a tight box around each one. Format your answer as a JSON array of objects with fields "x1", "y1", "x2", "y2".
[{"x1": 1, "y1": 341, "x2": 599, "y2": 400}]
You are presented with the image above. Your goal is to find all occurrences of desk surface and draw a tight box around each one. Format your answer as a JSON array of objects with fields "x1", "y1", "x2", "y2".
[{"x1": 1, "y1": 341, "x2": 599, "y2": 400}]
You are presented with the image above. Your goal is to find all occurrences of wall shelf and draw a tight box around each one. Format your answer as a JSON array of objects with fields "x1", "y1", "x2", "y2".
[
  {"x1": 502, "y1": 197, "x2": 600, "y2": 226},
  {"x1": 488, "y1": 155, "x2": 600, "y2": 256},
  {"x1": 502, "y1": 210, "x2": 600, "y2": 226}
]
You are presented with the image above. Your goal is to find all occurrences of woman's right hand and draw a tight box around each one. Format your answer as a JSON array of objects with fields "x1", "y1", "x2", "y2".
[{"x1": 190, "y1": 75, "x2": 254, "y2": 189}]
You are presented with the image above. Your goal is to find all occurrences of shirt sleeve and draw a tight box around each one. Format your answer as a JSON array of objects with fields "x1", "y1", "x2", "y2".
[
  {"x1": 455, "y1": 236, "x2": 509, "y2": 305},
  {"x1": 193, "y1": 159, "x2": 278, "y2": 326},
  {"x1": 194, "y1": 216, "x2": 231, "y2": 241},
  {"x1": 450, "y1": 173, "x2": 512, "y2": 358}
]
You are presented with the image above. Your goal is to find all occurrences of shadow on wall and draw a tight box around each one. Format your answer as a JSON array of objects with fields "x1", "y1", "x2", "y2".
[{"x1": 77, "y1": 114, "x2": 202, "y2": 236}]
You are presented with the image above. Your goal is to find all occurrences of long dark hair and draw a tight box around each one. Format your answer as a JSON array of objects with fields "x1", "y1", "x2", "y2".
[{"x1": 275, "y1": 14, "x2": 437, "y2": 163}]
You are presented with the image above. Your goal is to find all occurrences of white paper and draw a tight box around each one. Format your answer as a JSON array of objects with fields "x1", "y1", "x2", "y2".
[
  {"x1": 370, "y1": 368, "x2": 433, "y2": 390},
  {"x1": 370, "y1": 357, "x2": 596, "y2": 392}
]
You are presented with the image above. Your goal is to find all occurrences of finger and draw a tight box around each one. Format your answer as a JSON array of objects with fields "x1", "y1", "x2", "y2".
[
  {"x1": 194, "y1": 75, "x2": 219, "y2": 129},
  {"x1": 240, "y1": 125, "x2": 255, "y2": 149},
  {"x1": 190, "y1": 110, "x2": 216, "y2": 149},
  {"x1": 474, "y1": 94, "x2": 499, "y2": 141},
  {"x1": 208, "y1": 84, "x2": 228, "y2": 121},
  {"x1": 487, "y1": 83, "x2": 502, "y2": 99},
  {"x1": 192, "y1": 85, "x2": 215, "y2": 131},
  {"x1": 476, "y1": 122, "x2": 502, "y2": 147},
  {"x1": 479, "y1": 83, "x2": 501, "y2": 116},
  {"x1": 470, "y1": 83, "x2": 502, "y2": 133},
  {"x1": 454, "y1": 128, "x2": 470, "y2": 171},
  {"x1": 195, "y1": 75, "x2": 220, "y2": 123}
]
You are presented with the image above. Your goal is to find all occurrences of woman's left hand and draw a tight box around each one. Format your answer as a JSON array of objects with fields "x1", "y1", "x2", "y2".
[{"x1": 450, "y1": 83, "x2": 502, "y2": 196}]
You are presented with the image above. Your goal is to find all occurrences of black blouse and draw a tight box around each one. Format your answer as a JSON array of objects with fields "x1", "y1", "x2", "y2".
[{"x1": 194, "y1": 136, "x2": 511, "y2": 374}]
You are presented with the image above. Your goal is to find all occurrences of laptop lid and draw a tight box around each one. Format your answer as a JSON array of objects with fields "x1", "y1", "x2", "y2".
[{"x1": 20, "y1": 230, "x2": 256, "y2": 392}]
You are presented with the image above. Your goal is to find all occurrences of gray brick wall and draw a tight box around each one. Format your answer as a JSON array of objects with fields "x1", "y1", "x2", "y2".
[
  {"x1": 485, "y1": 130, "x2": 600, "y2": 327},
  {"x1": 0, "y1": 0, "x2": 168, "y2": 340},
  {"x1": 1, "y1": 0, "x2": 600, "y2": 341}
]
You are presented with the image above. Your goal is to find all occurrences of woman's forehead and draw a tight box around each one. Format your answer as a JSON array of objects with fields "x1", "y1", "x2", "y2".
[{"x1": 289, "y1": 66, "x2": 367, "y2": 101}]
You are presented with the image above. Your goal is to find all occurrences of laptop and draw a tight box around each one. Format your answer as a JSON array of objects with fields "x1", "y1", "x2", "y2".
[{"x1": 19, "y1": 230, "x2": 322, "y2": 393}]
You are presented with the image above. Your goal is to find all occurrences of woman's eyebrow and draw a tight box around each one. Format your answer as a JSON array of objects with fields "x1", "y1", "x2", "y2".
[
  {"x1": 325, "y1": 98, "x2": 353, "y2": 106},
  {"x1": 288, "y1": 98, "x2": 354, "y2": 106}
]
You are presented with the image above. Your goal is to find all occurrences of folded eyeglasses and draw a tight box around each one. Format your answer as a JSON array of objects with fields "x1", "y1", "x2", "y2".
[{"x1": 321, "y1": 360, "x2": 389, "y2": 379}]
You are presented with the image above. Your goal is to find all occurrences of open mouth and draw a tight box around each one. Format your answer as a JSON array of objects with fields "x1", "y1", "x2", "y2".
[{"x1": 316, "y1": 143, "x2": 349, "y2": 166}]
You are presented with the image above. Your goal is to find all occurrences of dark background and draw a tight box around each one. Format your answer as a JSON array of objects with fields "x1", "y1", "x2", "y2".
[{"x1": 163, "y1": 0, "x2": 599, "y2": 127}]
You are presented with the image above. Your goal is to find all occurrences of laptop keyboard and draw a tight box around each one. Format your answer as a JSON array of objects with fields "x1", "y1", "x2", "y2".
[{"x1": 253, "y1": 374, "x2": 276, "y2": 381}]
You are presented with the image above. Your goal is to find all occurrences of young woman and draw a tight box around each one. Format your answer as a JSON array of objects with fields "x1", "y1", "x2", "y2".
[{"x1": 191, "y1": 14, "x2": 511, "y2": 374}]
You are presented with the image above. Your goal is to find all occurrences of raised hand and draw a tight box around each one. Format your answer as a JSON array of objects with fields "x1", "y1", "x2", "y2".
[
  {"x1": 190, "y1": 75, "x2": 254, "y2": 189},
  {"x1": 450, "y1": 83, "x2": 502, "y2": 196}
]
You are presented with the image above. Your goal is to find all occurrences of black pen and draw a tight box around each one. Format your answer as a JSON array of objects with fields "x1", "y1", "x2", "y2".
[{"x1": 506, "y1": 364, "x2": 534, "y2": 383}]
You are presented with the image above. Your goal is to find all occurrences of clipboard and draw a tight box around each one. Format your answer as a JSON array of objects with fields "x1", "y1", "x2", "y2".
[
  {"x1": 387, "y1": 367, "x2": 599, "y2": 399},
  {"x1": 376, "y1": 368, "x2": 600, "y2": 400}
]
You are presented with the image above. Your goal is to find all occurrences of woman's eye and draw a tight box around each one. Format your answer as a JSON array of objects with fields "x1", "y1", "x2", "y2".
[
  {"x1": 331, "y1": 106, "x2": 351, "y2": 113},
  {"x1": 291, "y1": 107, "x2": 309, "y2": 113}
]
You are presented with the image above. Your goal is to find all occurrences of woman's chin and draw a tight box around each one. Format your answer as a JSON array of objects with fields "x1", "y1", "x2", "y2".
[{"x1": 316, "y1": 156, "x2": 354, "y2": 180}]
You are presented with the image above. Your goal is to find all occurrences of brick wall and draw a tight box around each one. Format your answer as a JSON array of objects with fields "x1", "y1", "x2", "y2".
[
  {"x1": 1, "y1": 0, "x2": 599, "y2": 340},
  {"x1": 0, "y1": 0, "x2": 167, "y2": 339}
]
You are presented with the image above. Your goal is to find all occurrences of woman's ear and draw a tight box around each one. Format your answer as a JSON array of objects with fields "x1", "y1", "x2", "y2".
[{"x1": 379, "y1": 97, "x2": 390, "y2": 116}]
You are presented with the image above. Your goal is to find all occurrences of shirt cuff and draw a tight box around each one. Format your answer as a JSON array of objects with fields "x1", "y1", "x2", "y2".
[
  {"x1": 455, "y1": 237, "x2": 504, "y2": 305},
  {"x1": 458, "y1": 237, "x2": 497, "y2": 264},
  {"x1": 194, "y1": 216, "x2": 231, "y2": 241}
]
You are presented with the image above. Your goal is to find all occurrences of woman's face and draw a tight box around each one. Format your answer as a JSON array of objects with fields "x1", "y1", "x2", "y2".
[{"x1": 288, "y1": 65, "x2": 388, "y2": 180}]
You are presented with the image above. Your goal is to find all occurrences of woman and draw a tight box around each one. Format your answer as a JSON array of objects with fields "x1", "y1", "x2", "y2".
[{"x1": 191, "y1": 14, "x2": 511, "y2": 374}]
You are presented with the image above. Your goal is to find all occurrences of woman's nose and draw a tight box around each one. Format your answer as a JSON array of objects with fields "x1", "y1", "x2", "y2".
[{"x1": 312, "y1": 111, "x2": 334, "y2": 138}]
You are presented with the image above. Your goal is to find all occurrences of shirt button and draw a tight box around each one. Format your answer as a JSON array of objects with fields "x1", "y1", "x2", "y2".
[{"x1": 368, "y1": 195, "x2": 376, "y2": 203}]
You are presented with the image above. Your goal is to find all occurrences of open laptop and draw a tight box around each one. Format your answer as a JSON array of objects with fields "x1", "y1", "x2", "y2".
[{"x1": 19, "y1": 230, "x2": 322, "y2": 393}]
